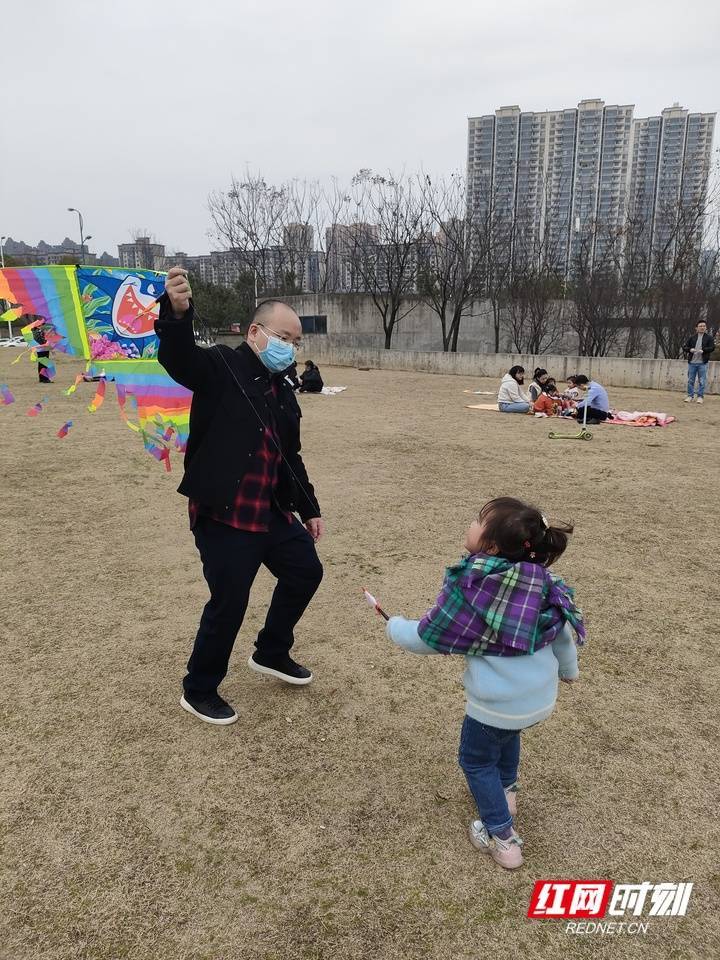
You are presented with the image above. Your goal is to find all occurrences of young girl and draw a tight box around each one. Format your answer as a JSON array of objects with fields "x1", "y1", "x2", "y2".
[
  {"x1": 533, "y1": 379, "x2": 561, "y2": 417},
  {"x1": 563, "y1": 375, "x2": 581, "y2": 401},
  {"x1": 386, "y1": 497, "x2": 584, "y2": 870}
]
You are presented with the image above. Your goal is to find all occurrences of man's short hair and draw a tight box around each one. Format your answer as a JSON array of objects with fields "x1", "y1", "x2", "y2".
[{"x1": 249, "y1": 299, "x2": 297, "y2": 327}]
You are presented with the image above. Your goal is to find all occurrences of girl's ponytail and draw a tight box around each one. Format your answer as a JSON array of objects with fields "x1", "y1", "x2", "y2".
[{"x1": 534, "y1": 521, "x2": 573, "y2": 566}]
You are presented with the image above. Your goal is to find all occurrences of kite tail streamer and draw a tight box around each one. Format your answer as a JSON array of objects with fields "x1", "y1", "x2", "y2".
[
  {"x1": 65, "y1": 374, "x2": 85, "y2": 396},
  {"x1": 87, "y1": 378, "x2": 107, "y2": 413},
  {"x1": 27, "y1": 398, "x2": 48, "y2": 417}
]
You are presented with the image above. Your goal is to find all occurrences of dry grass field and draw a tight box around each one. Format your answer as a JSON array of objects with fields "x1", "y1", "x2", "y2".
[{"x1": 2, "y1": 348, "x2": 718, "y2": 960}]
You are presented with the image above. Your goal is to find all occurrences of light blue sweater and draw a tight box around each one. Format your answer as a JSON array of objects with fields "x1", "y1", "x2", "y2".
[{"x1": 387, "y1": 616, "x2": 580, "y2": 730}]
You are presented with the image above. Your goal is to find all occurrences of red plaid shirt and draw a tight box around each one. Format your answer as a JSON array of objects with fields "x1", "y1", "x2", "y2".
[{"x1": 188, "y1": 386, "x2": 291, "y2": 533}]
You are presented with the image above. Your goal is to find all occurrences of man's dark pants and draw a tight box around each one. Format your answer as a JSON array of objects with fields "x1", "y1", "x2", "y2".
[
  {"x1": 579, "y1": 407, "x2": 608, "y2": 422},
  {"x1": 184, "y1": 510, "x2": 323, "y2": 695}
]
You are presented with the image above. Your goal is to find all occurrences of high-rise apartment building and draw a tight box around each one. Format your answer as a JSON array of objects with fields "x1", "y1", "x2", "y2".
[
  {"x1": 325, "y1": 223, "x2": 379, "y2": 291},
  {"x1": 118, "y1": 237, "x2": 166, "y2": 271},
  {"x1": 467, "y1": 100, "x2": 715, "y2": 273}
]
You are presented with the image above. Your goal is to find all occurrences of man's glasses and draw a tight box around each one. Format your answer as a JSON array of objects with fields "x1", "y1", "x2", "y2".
[{"x1": 256, "y1": 321, "x2": 303, "y2": 350}]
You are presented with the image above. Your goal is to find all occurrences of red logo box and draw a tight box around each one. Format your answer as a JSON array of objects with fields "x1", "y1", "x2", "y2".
[{"x1": 528, "y1": 880, "x2": 613, "y2": 919}]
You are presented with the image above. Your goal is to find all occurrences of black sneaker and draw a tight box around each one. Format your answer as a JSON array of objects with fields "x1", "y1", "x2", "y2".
[
  {"x1": 248, "y1": 652, "x2": 313, "y2": 685},
  {"x1": 180, "y1": 691, "x2": 238, "y2": 725}
]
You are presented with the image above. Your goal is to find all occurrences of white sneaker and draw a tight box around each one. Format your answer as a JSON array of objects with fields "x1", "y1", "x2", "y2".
[
  {"x1": 696, "y1": 398, "x2": 704, "y2": 404},
  {"x1": 469, "y1": 820, "x2": 492, "y2": 854},
  {"x1": 491, "y1": 829, "x2": 524, "y2": 869},
  {"x1": 684, "y1": 396, "x2": 693, "y2": 402}
]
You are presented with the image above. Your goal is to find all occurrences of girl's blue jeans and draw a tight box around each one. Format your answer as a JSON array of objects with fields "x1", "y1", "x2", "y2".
[{"x1": 458, "y1": 715, "x2": 520, "y2": 835}]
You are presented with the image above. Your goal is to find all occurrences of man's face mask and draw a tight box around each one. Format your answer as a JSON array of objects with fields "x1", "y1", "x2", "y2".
[{"x1": 254, "y1": 324, "x2": 297, "y2": 373}]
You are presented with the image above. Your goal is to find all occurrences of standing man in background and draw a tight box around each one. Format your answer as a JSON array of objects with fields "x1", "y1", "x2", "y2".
[
  {"x1": 684, "y1": 321, "x2": 715, "y2": 404},
  {"x1": 156, "y1": 267, "x2": 324, "y2": 726}
]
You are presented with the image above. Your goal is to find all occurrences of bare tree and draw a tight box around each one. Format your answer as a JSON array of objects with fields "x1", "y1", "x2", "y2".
[
  {"x1": 611, "y1": 205, "x2": 653, "y2": 358},
  {"x1": 415, "y1": 173, "x2": 482, "y2": 352},
  {"x1": 566, "y1": 220, "x2": 622, "y2": 357},
  {"x1": 209, "y1": 173, "x2": 291, "y2": 297},
  {"x1": 646, "y1": 186, "x2": 718, "y2": 358},
  {"x1": 471, "y1": 192, "x2": 515, "y2": 353},
  {"x1": 506, "y1": 200, "x2": 567, "y2": 355},
  {"x1": 343, "y1": 170, "x2": 426, "y2": 349},
  {"x1": 506, "y1": 268, "x2": 565, "y2": 355}
]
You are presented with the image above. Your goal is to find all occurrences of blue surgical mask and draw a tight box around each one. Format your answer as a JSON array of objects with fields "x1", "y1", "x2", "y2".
[{"x1": 256, "y1": 330, "x2": 296, "y2": 373}]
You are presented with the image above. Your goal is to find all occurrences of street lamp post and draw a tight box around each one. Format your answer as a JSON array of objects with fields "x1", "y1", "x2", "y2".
[{"x1": 67, "y1": 207, "x2": 86, "y2": 263}]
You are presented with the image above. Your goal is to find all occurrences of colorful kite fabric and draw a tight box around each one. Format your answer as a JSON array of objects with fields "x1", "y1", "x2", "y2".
[
  {"x1": 0, "y1": 265, "x2": 194, "y2": 469},
  {"x1": 0, "y1": 384, "x2": 15, "y2": 405},
  {"x1": 78, "y1": 268, "x2": 164, "y2": 361},
  {"x1": 27, "y1": 398, "x2": 48, "y2": 417},
  {"x1": 87, "y1": 378, "x2": 107, "y2": 413},
  {"x1": 0, "y1": 306, "x2": 23, "y2": 325},
  {"x1": 87, "y1": 359, "x2": 191, "y2": 469},
  {"x1": 0, "y1": 266, "x2": 88, "y2": 356}
]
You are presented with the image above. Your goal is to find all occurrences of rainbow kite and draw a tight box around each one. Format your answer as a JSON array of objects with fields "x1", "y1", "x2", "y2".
[
  {"x1": 0, "y1": 266, "x2": 89, "y2": 356},
  {"x1": 0, "y1": 265, "x2": 192, "y2": 469}
]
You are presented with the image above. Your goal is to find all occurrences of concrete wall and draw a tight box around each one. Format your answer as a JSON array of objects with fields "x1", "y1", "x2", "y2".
[
  {"x1": 283, "y1": 293, "x2": 656, "y2": 357},
  {"x1": 294, "y1": 342, "x2": 719, "y2": 394},
  {"x1": 215, "y1": 332, "x2": 718, "y2": 393}
]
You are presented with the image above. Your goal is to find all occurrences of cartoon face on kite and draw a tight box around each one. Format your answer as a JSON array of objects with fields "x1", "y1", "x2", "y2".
[
  {"x1": 111, "y1": 276, "x2": 161, "y2": 339},
  {"x1": 77, "y1": 267, "x2": 164, "y2": 359}
]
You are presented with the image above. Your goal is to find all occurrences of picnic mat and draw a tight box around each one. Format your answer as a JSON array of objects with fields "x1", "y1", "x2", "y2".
[
  {"x1": 463, "y1": 390, "x2": 496, "y2": 396},
  {"x1": 608, "y1": 411, "x2": 676, "y2": 427},
  {"x1": 466, "y1": 403, "x2": 500, "y2": 412}
]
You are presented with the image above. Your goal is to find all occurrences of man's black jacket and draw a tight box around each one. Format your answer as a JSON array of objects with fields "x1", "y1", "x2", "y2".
[
  {"x1": 683, "y1": 332, "x2": 715, "y2": 363},
  {"x1": 155, "y1": 299, "x2": 320, "y2": 522}
]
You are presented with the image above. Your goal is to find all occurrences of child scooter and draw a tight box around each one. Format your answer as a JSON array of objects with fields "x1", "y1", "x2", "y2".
[{"x1": 548, "y1": 400, "x2": 593, "y2": 441}]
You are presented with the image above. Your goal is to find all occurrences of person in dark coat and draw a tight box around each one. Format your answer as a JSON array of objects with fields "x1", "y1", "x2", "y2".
[
  {"x1": 284, "y1": 361, "x2": 301, "y2": 391},
  {"x1": 683, "y1": 321, "x2": 715, "y2": 404},
  {"x1": 156, "y1": 268, "x2": 325, "y2": 726},
  {"x1": 299, "y1": 361, "x2": 324, "y2": 394}
]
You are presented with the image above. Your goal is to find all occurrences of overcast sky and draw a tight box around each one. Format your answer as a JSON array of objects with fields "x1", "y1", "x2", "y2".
[{"x1": 2, "y1": 0, "x2": 718, "y2": 257}]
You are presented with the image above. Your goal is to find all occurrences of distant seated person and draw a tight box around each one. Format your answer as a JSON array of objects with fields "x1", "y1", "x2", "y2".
[
  {"x1": 573, "y1": 375, "x2": 611, "y2": 424},
  {"x1": 533, "y1": 379, "x2": 561, "y2": 417},
  {"x1": 299, "y1": 360, "x2": 324, "y2": 394},
  {"x1": 497, "y1": 366, "x2": 531, "y2": 413},
  {"x1": 528, "y1": 367, "x2": 549, "y2": 404},
  {"x1": 284, "y1": 361, "x2": 301, "y2": 391}
]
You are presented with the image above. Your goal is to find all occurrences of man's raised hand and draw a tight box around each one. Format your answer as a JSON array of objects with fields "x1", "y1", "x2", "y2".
[{"x1": 166, "y1": 266, "x2": 192, "y2": 318}]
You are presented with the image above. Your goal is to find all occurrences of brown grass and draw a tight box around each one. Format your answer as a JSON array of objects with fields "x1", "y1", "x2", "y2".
[{"x1": 2, "y1": 350, "x2": 718, "y2": 960}]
